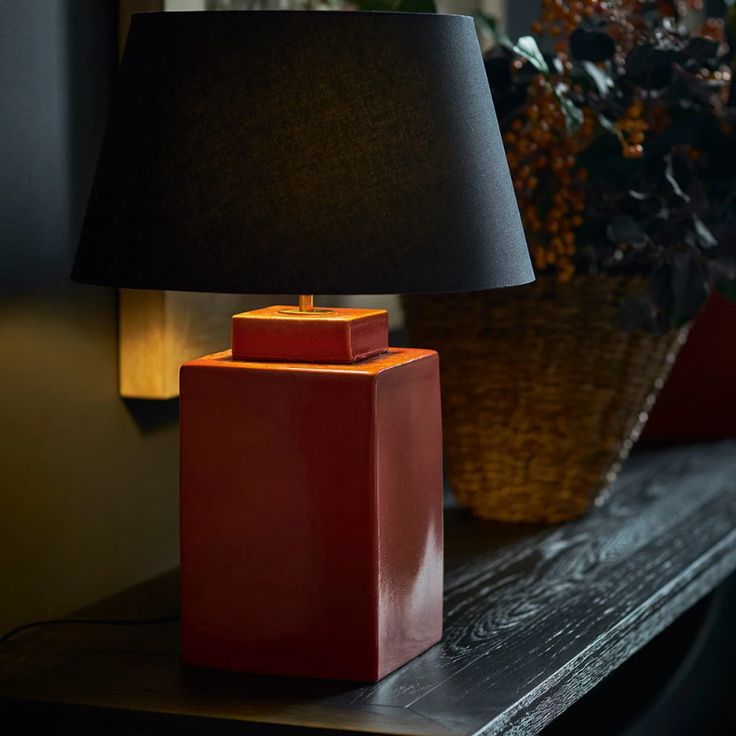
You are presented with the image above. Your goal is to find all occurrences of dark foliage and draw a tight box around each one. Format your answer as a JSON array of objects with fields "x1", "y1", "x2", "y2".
[{"x1": 484, "y1": 1, "x2": 736, "y2": 332}]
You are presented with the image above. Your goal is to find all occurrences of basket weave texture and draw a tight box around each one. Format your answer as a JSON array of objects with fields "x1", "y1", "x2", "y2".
[{"x1": 402, "y1": 275, "x2": 689, "y2": 523}]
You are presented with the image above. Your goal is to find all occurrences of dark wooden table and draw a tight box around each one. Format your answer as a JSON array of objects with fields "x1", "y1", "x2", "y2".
[{"x1": 2, "y1": 442, "x2": 736, "y2": 735}]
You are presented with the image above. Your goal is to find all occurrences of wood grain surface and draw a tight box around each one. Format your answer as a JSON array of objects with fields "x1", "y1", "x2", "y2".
[{"x1": 2, "y1": 442, "x2": 735, "y2": 735}]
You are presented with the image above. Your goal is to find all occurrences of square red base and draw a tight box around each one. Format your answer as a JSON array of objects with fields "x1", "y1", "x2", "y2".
[{"x1": 179, "y1": 347, "x2": 443, "y2": 681}]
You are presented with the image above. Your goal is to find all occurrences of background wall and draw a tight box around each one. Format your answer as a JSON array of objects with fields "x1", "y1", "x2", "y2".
[{"x1": 0, "y1": 0, "x2": 180, "y2": 633}]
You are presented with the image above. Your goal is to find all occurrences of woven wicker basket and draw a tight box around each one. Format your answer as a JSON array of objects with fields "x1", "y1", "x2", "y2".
[{"x1": 402, "y1": 275, "x2": 689, "y2": 523}]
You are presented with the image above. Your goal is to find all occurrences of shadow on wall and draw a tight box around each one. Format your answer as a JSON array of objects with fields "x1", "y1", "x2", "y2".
[{"x1": 124, "y1": 398, "x2": 180, "y2": 433}]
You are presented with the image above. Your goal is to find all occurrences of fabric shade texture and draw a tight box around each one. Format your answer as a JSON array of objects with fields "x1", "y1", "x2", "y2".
[{"x1": 72, "y1": 10, "x2": 532, "y2": 295}]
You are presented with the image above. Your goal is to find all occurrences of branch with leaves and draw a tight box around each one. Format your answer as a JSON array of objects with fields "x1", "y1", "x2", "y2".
[{"x1": 484, "y1": 0, "x2": 735, "y2": 332}]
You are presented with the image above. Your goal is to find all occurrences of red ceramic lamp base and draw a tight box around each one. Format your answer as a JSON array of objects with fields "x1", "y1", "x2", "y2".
[{"x1": 179, "y1": 306, "x2": 444, "y2": 681}]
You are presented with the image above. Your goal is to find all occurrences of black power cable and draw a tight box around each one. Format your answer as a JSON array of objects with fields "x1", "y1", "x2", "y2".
[{"x1": 0, "y1": 615, "x2": 180, "y2": 645}]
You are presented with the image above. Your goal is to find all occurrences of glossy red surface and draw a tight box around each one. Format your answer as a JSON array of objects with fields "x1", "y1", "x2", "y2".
[
  {"x1": 179, "y1": 347, "x2": 443, "y2": 681},
  {"x1": 644, "y1": 291, "x2": 736, "y2": 440},
  {"x1": 231, "y1": 305, "x2": 388, "y2": 363}
]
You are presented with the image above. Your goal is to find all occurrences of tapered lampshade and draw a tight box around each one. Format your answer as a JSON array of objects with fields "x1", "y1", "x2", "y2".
[{"x1": 72, "y1": 10, "x2": 532, "y2": 295}]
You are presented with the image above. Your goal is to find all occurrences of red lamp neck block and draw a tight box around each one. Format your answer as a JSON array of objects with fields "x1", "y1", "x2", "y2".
[{"x1": 231, "y1": 306, "x2": 389, "y2": 364}]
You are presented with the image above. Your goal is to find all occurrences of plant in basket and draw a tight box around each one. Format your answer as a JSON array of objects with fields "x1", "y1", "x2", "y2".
[{"x1": 403, "y1": 0, "x2": 736, "y2": 523}]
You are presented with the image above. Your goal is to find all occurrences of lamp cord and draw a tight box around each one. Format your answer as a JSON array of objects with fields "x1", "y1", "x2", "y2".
[{"x1": 0, "y1": 615, "x2": 180, "y2": 646}]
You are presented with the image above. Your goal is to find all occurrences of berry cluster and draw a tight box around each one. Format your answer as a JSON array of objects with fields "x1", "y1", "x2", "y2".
[
  {"x1": 500, "y1": 0, "x2": 732, "y2": 281},
  {"x1": 618, "y1": 101, "x2": 647, "y2": 159},
  {"x1": 504, "y1": 0, "x2": 628, "y2": 279},
  {"x1": 503, "y1": 74, "x2": 591, "y2": 280}
]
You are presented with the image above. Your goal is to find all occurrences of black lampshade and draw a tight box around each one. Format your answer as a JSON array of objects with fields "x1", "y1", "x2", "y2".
[{"x1": 72, "y1": 11, "x2": 533, "y2": 295}]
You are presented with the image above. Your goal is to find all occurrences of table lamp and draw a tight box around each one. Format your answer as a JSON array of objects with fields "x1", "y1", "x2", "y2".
[{"x1": 72, "y1": 10, "x2": 532, "y2": 682}]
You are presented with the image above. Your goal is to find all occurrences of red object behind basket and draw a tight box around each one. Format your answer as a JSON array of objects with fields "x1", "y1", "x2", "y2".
[{"x1": 644, "y1": 291, "x2": 736, "y2": 441}]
